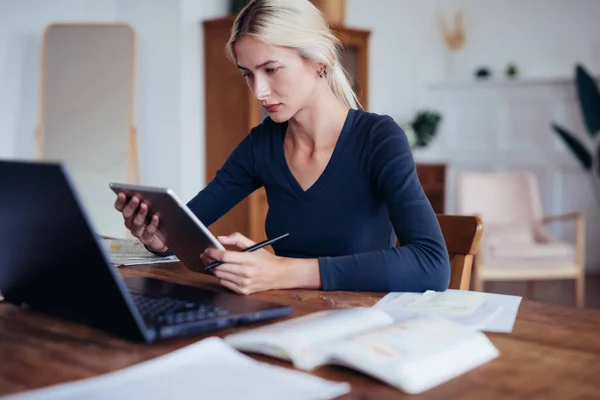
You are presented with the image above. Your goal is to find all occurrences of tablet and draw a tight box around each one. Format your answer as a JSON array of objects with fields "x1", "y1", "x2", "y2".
[{"x1": 109, "y1": 182, "x2": 225, "y2": 273}]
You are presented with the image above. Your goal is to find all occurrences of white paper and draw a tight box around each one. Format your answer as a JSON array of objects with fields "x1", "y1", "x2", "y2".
[
  {"x1": 404, "y1": 290, "x2": 488, "y2": 317},
  {"x1": 109, "y1": 254, "x2": 180, "y2": 267},
  {"x1": 374, "y1": 290, "x2": 522, "y2": 333},
  {"x1": 4, "y1": 337, "x2": 350, "y2": 400}
]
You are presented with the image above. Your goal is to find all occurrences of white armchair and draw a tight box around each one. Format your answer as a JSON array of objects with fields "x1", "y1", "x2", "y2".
[{"x1": 456, "y1": 171, "x2": 585, "y2": 307}]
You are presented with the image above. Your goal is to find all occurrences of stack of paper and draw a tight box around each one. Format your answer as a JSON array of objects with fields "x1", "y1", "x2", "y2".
[
  {"x1": 99, "y1": 237, "x2": 179, "y2": 267},
  {"x1": 373, "y1": 289, "x2": 522, "y2": 333},
  {"x1": 4, "y1": 337, "x2": 350, "y2": 400}
]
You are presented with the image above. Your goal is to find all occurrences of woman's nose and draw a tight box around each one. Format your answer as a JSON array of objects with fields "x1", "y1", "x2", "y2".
[{"x1": 253, "y1": 76, "x2": 271, "y2": 101}]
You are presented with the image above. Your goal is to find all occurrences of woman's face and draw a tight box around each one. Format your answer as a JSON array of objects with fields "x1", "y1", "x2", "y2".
[{"x1": 234, "y1": 35, "x2": 321, "y2": 122}]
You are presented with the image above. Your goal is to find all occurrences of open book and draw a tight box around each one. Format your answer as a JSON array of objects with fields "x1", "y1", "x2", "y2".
[
  {"x1": 225, "y1": 308, "x2": 499, "y2": 394},
  {"x1": 99, "y1": 237, "x2": 179, "y2": 267}
]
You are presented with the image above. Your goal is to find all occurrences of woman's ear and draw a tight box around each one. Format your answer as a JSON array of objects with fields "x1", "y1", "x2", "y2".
[
  {"x1": 317, "y1": 63, "x2": 327, "y2": 78},
  {"x1": 310, "y1": 61, "x2": 326, "y2": 78}
]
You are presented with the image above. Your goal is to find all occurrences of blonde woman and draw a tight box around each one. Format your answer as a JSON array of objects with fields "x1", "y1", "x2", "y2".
[{"x1": 115, "y1": 0, "x2": 450, "y2": 295}]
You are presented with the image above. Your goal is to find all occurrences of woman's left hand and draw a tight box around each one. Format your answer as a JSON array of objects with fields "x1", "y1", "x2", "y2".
[{"x1": 203, "y1": 232, "x2": 288, "y2": 295}]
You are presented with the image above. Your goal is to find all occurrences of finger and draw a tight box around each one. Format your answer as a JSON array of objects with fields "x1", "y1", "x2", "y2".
[
  {"x1": 114, "y1": 193, "x2": 127, "y2": 211},
  {"x1": 131, "y1": 223, "x2": 146, "y2": 238},
  {"x1": 205, "y1": 248, "x2": 256, "y2": 265},
  {"x1": 213, "y1": 269, "x2": 249, "y2": 287},
  {"x1": 214, "y1": 263, "x2": 252, "y2": 278},
  {"x1": 200, "y1": 251, "x2": 214, "y2": 266},
  {"x1": 218, "y1": 232, "x2": 256, "y2": 249},
  {"x1": 132, "y1": 203, "x2": 149, "y2": 227},
  {"x1": 122, "y1": 196, "x2": 140, "y2": 219},
  {"x1": 140, "y1": 214, "x2": 159, "y2": 242},
  {"x1": 219, "y1": 279, "x2": 250, "y2": 295}
]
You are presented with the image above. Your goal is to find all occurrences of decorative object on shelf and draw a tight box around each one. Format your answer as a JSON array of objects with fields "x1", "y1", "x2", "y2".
[
  {"x1": 231, "y1": 1, "x2": 345, "y2": 25},
  {"x1": 437, "y1": 11, "x2": 466, "y2": 80},
  {"x1": 403, "y1": 110, "x2": 443, "y2": 149},
  {"x1": 437, "y1": 11, "x2": 465, "y2": 51},
  {"x1": 551, "y1": 63, "x2": 600, "y2": 206},
  {"x1": 311, "y1": 0, "x2": 345, "y2": 26},
  {"x1": 230, "y1": 0, "x2": 250, "y2": 15},
  {"x1": 505, "y1": 63, "x2": 519, "y2": 79},
  {"x1": 474, "y1": 67, "x2": 491, "y2": 80}
]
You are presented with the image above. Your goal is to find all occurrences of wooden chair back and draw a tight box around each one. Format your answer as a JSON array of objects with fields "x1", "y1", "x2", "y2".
[{"x1": 436, "y1": 214, "x2": 484, "y2": 290}]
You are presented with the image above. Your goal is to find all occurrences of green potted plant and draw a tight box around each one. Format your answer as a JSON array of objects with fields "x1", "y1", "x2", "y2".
[
  {"x1": 551, "y1": 63, "x2": 600, "y2": 206},
  {"x1": 230, "y1": 0, "x2": 250, "y2": 14},
  {"x1": 403, "y1": 110, "x2": 442, "y2": 149}
]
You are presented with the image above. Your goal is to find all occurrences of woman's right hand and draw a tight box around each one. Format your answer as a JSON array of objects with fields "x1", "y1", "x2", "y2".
[{"x1": 114, "y1": 192, "x2": 168, "y2": 254}]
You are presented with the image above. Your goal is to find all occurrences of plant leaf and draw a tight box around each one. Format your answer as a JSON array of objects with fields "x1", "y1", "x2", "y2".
[
  {"x1": 597, "y1": 141, "x2": 600, "y2": 177},
  {"x1": 575, "y1": 64, "x2": 600, "y2": 137},
  {"x1": 552, "y1": 123, "x2": 592, "y2": 170}
]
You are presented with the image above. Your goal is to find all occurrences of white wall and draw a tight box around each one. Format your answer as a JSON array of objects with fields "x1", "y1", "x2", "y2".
[
  {"x1": 345, "y1": 0, "x2": 600, "y2": 124},
  {"x1": 0, "y1": 0, "x2": 227, "y2": 201}
]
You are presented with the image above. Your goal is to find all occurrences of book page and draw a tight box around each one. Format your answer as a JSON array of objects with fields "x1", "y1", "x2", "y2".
[
  {"x1": 4, "y1": 337, "x2": 350, "y2": 400},
  {"x1": 225, "y1": 308, "x2": 394, "y2": 370},
  {"x1": 325, "y1": 317, "x2": 499, "y2": 394},
  {"x1": 99, "y1": 237, "x2": 180, "y2": 267}
]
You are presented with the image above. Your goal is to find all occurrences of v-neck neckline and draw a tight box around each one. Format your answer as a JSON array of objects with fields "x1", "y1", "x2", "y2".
[{"x1": 277, "y1": 108, "x2": 356, "y2": 199}]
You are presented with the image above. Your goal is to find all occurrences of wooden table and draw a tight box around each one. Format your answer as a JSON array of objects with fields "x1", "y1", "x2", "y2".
[{"x1": 1, "y1": 263, "x2": 600, "y2": 399}]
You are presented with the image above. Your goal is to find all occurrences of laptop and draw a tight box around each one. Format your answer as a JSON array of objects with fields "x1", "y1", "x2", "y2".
[{"x1": 0, "y1": 160, "x2": 292, "y2": 343}]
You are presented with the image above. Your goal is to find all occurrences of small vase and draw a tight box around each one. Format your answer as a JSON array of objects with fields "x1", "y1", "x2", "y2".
[{"x1": 311, "y1": 0, "x2": 345, "y2": 26}]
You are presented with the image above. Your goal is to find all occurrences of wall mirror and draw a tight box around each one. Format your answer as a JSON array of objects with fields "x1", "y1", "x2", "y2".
[{"x1": 37, "y1": 23, "x2": 138, "y2": 238}]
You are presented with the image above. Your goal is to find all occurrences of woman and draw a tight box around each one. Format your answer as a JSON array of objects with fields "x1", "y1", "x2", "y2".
[{"x1": 114, "y1": 0, "x2": 450, "y2": 295}]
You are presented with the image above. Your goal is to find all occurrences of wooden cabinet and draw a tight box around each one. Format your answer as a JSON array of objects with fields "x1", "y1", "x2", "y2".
[
  {"x1": 415, "y1": 163, "x2": 446, "y2": 214},
  {"x1": 203, "y1": 16, "x2": 370, "y2": 242}
]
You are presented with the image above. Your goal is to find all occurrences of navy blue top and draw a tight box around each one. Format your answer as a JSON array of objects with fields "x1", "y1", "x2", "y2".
[{"x1": 186, "y1": 108, "x2": 450, "y2": 292}]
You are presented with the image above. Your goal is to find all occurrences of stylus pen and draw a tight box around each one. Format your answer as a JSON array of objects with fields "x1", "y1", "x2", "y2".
[{"x1": 204, "y1": 232, "x2": 290, "y2": 271}]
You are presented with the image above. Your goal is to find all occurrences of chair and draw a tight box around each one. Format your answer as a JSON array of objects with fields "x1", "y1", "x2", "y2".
[
  {"x1": 456, "y1": 172, "x2": 585, "y2": 307},
  {"x1": 436, "y1": 214, "x2": 484, "y2": 290}
]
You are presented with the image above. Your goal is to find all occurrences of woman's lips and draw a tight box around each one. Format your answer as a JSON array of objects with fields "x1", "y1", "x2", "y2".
[{"x1": 264, "y1": 104, "x2": 281, "y2": 113}]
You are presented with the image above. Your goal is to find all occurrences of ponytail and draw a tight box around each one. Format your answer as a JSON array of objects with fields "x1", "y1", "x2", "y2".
[{"x1": 327, "y1": 62, "x2": 361, "y2": 110}]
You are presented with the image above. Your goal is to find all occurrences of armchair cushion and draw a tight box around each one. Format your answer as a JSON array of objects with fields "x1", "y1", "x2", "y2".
[
  {"x1": 479, "y1": 222, "x2": 575, "y2": 268},
  {"x1": 490, "y1": 241, "x2": 573, "y2": 259},
  {"x1": 484, "y1": 222, "x2": 534, "y2": 247}
]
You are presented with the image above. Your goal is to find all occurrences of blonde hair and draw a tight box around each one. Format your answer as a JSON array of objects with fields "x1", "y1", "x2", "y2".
[{"x1": 226, "y1": 0, "x2": 360, "y2": 109}]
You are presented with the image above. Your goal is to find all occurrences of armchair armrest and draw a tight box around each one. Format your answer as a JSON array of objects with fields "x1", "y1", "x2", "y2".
[
  {"x1": 541, "y1": 212, "x2": 585, "y2": 270},
  {"x1": 541, "y1": 212, "x2": 582, "y2": 224}
]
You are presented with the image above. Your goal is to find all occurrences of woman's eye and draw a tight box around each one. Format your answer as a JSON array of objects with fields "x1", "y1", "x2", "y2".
[
  {"x1": 266, "y1": 67, "x2": 279, "y2": 74},
  {"x1": 242, "y1": 72, "x2": 252, "y2": 78}
]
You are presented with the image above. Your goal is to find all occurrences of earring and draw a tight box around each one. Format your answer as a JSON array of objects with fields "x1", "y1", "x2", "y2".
[
  {"x1": 318, "y1": 69, "x2": 324, "y2": 78},
  {"x1": 318, "y1": 67, "x2": 327, "y2": 78}
]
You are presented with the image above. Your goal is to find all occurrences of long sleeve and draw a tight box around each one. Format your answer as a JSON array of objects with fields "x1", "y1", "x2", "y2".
[
  {"x1": 186, "y1": 132, "x2": 262, "y2": 227},
  {"x1": 317, "y1": 117, "x2": 450, "y2": 292}
]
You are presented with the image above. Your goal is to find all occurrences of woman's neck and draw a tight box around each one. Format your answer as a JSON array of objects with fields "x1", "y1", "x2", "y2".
[{"x1": 286, "y1": 86, "x2": 350, "y2": 152}]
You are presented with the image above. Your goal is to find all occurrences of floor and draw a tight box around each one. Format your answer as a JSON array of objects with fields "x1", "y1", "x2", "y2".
[{"x1": 480, "y1": 275, "x2": 600, "y2": 309}]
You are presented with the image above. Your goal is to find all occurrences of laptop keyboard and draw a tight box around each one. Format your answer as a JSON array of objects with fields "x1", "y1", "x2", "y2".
[{"x1": 129, "y1": 292, "x2": 230, "y2": 326}]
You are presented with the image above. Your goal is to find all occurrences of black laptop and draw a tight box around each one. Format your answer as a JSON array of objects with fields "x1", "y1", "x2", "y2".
[{"x1": 0, "y1": 160, "x2": 292, "y2": 343}]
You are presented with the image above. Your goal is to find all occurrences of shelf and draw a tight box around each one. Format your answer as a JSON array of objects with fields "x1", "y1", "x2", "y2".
[{"x1": 426, "y1": 75, "x2": 590, "y2": 90}]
